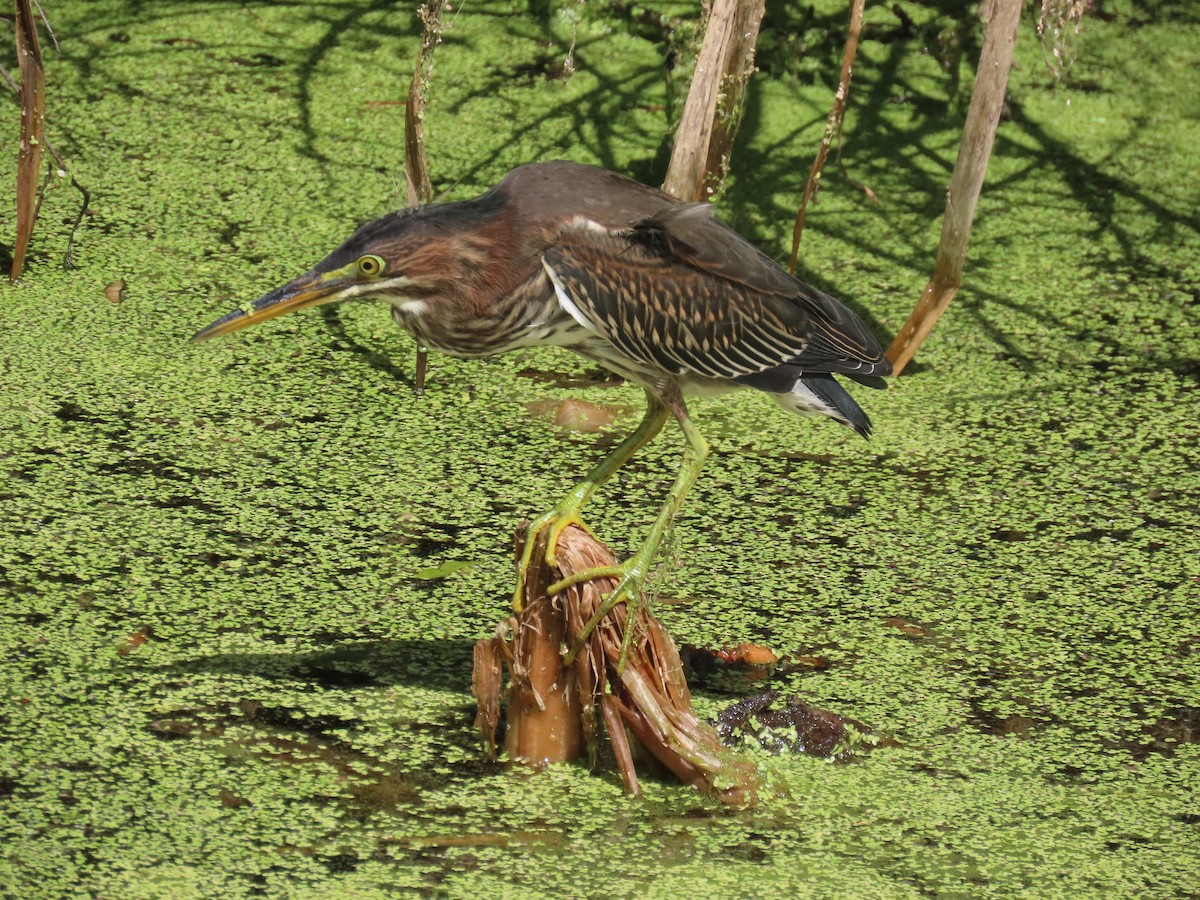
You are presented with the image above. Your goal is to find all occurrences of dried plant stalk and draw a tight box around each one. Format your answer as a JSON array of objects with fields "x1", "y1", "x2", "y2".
[
  {"x1": 475, "y1": 524, "x2": 761, "y2": 803},
  {"x1": 404, "y1": 1, "x2": 446, "y2": 390},
  {"x1": 787, "y1": 0, "x2": 866, "y2": 275},
  {"x1": 405, "y1": 0, "x2": 444, "y2": 208},
  {"x1": 662, "y1": 0, "x2": 766, "y2": 202},
  {"x1": 471, "y1": 632, "x2": 505, "y2": 759},
  {"x1": 502, "y1": 525, "x2": 584, "y2": 766},
  {"x1": 886, "y1": 0, "x2": 1022, "y2": 375},
  {"x1": 12, "y1": 0, "x2": 46, "y2": 283}
]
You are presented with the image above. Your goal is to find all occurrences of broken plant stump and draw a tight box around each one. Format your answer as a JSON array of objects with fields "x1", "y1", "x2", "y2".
[{"x1": 472, "y1": 523, "x2": 761, "y2": 804}]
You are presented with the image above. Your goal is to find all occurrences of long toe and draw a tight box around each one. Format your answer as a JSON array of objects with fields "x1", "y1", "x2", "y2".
[{"x1": 557, "y1": 562, "x2": 650, "y2": 673}]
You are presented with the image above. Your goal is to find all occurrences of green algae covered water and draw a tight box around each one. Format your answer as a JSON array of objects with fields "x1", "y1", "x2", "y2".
[{"x1": 1, "y1": 2, "x2": 1197, "y2": 896}]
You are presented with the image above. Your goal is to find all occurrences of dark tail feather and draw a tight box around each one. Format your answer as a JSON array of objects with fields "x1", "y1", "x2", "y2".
[
  {"x1": 845, "y1": 372, "x2": 889, "y2": 390},
  {"x1": 799, "y1": 373, "x2": 873, "y2": 439}
]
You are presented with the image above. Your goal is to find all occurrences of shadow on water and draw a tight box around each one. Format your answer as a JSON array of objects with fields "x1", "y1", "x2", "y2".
[
  {"x1": 317, "y1": 305, "x2": 421, "y2": 390},
  {"x1": 146, "y1": 638, "x2": 497, "y2": 811},
  {"x1": 65, "y1": 2, "x2": 1200, "y2": 384},
  {"x1": 161, "y1": 636, "x2": 476, "y2": 692},
  {"x1": 728, "y1": 5, "x2": 1200, "y2": 370}
]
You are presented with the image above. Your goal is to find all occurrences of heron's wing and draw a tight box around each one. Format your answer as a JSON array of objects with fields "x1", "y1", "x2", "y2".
[{"x1": 544, "y1": 209, "x2": 891, "y2": 382}]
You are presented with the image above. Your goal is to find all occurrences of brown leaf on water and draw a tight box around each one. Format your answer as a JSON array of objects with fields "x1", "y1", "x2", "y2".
[
  {"x1": 116, "y1": 627, "x2": 151, "y2": 656},
  {"x1": 104, "y1": 279, "x2": 126, "y2": 304},
  {"x1": 524, "y1": 399, "x2": 631, "y2": 433},
  {"x1": 885, "y1": 616, "x2": 934, "y2": 638}
]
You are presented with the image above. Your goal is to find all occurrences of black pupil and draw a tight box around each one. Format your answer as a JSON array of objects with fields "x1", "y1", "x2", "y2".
[{"x1": 362, "y1": 258, "x2": 376, "y2": 273}]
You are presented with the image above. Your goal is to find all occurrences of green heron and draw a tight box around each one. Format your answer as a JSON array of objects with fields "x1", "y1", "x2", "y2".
[{"x1": 194, "y1": 161, "x2": 891, "y2": 663}]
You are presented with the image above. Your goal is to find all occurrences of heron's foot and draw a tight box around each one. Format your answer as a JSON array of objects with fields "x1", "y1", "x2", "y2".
[
  {"x1": 512, "y1": 508, "x2": 596, "y2": 612},
  {"x1": 550, "y1": 559, "x2": 651, "y2": 674},
  {"x1": 543, "y1": 511, "x2": 597, "y2": 566}
]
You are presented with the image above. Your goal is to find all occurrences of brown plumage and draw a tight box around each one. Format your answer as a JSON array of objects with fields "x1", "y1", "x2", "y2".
[
  {"x1": 196, "y1": 160, "x2": 890, "y2": 434},
  {"x1": 193, "y1": 161, "x2": 892, "y2": 663}
]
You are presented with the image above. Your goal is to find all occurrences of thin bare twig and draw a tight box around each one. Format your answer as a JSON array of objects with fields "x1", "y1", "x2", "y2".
[
  {"x1": 31, "y1": 0, "x2": 59, "y2": 53},
  {"x1": 788, "y1": 0, "x2": 866, "y2": 275}
]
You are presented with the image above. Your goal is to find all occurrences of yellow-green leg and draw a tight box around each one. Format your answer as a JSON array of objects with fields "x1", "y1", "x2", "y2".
[
  {"x1": 513, "y1": 391, "x2": 669, "y2": 612},
  {"x1": 552, "y1": 405, "x2": 710, "y2": 672}
]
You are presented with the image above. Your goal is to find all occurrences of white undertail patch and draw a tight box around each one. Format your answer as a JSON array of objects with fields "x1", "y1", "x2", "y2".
[{"x1": 774, "y1": 379, "x2": 841, "y2": 421}]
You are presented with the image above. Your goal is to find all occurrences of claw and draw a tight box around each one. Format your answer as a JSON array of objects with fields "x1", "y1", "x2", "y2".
[
  {"x1": 547, "y1": 563, "x2": 623, "y2": 596},
  {"x1": 512, "y1": 508, "x2": 592, "y2": 612},
  {"x1": 516, "y1": 515, "x2": 647, "y2": 673},
  {"x1": 544, "y1": 513, "x2": 595, "y2": 566},
  {"x1": 511, "y1": 394, "x2": 672, "y2": 614}
]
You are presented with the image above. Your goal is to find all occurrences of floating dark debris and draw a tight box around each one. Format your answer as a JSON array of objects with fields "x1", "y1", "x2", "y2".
[{"x1": 714, "y1": 689, "x2": 891, "y2": 761}]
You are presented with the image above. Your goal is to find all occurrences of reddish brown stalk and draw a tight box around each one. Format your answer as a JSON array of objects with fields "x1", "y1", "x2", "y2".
[
  {"x1": 405, "y1": 1, "x2": 443, "y2": 209},
  {"x1": 787, "y1": 0, "x2": 866, "y2": 275},
  {"x1": 662, "y1": 0, "x2": 766, "y2": 202},
  {"x1": 12, "y1": 0, "x2": 46, "y2": 283},
  {"x1": 601, "y1": 694, "x2": 639, "y2": 795},
  {"x1": 403, "y1": 1, "x2": 446, "y2": 390},
  {"x1": 886, "y1": 0, "x2": 1022, "y2": 375}
]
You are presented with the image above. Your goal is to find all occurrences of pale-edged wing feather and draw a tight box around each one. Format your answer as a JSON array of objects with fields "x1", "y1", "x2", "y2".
[{"x1": 544, "y1": 205, "x2": 891, "y2": 382}]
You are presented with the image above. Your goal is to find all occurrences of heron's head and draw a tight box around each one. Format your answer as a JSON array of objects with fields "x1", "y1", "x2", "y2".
[{"x1": 192, "y1": 191, "x2": 508, "y2": 343}]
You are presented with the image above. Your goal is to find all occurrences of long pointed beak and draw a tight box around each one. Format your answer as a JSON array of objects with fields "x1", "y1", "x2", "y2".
[{"x1": 191, "y1": 270, "x2": 350, "y2": 343}]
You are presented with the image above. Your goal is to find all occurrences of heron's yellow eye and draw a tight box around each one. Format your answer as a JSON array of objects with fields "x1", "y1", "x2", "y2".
[{"x1": 357, "y1": 254, "x2": 386, "y2": 277}]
